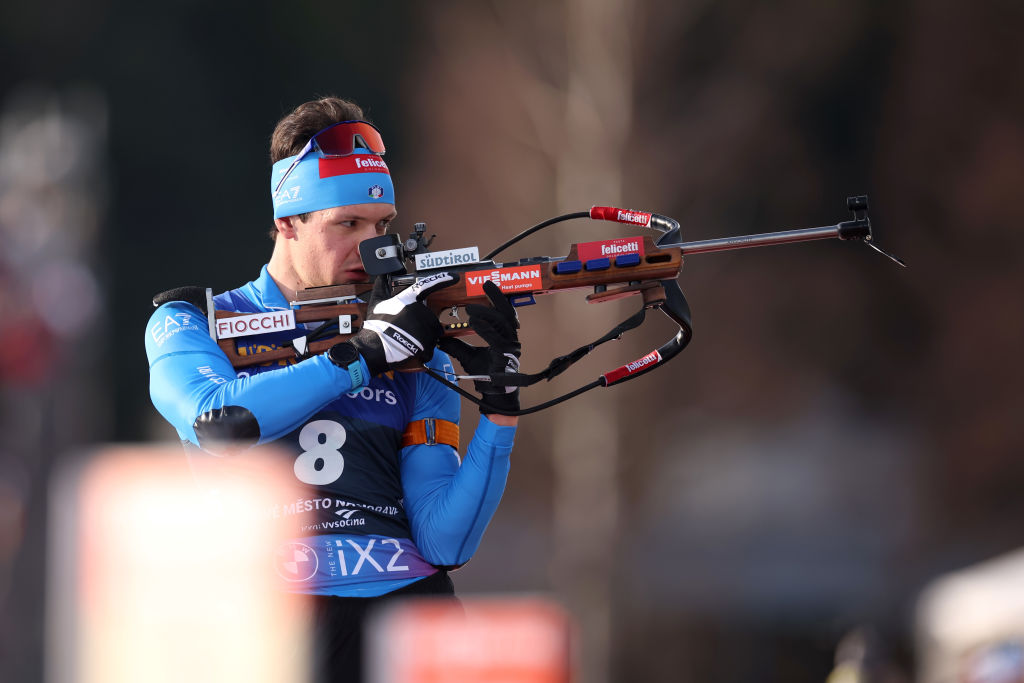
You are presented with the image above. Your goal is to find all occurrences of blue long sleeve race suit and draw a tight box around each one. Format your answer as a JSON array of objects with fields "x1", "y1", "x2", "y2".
[{"x1": 145, "y1": 265, "x2": 515, "y2": 597}]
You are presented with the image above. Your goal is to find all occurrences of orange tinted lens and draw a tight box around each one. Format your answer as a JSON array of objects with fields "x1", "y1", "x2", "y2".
[{"x1": 314, "y1": 121, "x2": 385, "y2": 156}]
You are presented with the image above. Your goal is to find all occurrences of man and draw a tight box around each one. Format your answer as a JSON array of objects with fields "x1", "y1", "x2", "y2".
[{"x1": 145, "y1": 97, "x2": 522, "y2": 681}]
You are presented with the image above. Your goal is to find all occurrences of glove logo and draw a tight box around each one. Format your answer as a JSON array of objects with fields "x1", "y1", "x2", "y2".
[
  {"x1": 409, "y1": 271, "x2": 456, "y2": 296},
  {"x1": 503, "y1": 353, "x2": 521, "y2": 373},
  {"x1": 385, "y1": 327, "x2": 421, "y2": 355}
]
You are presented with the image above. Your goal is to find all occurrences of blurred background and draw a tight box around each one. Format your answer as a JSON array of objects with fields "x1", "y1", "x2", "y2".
[{"x1": 1, "y1": 0, "x2": 1022, "y2": 681}]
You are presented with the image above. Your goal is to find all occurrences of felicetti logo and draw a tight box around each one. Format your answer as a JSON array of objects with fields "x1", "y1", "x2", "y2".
[
  {"x1": 624, "y1": 351, "x2": 660, "y2": 373},
  {"x1": 353, "y1": 156, "x2": 388, "y2": 171},
  {"x1": 319, "y1": 155, "x2": 390, "y2": 178},
  {"x1": 577, "y1": 237, "x2": 645, "y2": 261},
  {"x1": 617, "y1": 209, "x2": 651, "y2": 226},
  {"x1": 602, "y1": 349, "x2": 663, "y2": 385},
  {"x1": 465, "y1": 265, "x2": 543, "y2": 296}
]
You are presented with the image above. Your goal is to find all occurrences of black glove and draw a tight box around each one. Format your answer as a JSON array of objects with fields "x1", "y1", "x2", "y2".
[
  {"x1": 438, "y1": 280, "x2": 522, "y2": 414},
  {"x1": 347, "y1": 271, "x2": 458, "y2": 375}
]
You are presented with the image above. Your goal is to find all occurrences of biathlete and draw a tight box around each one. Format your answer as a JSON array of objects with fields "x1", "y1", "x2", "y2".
[{"x1": 145, "y1": 96, "x2": 522, "y2": 682}]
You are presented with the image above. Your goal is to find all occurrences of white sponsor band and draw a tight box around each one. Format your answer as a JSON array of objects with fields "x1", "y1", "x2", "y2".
[
  {"x1": 415, "y1": 247, "x2": 480, "y2": 271},
  {"x1": 216, "y1": 310, "x2": 296, "y2": 339}
]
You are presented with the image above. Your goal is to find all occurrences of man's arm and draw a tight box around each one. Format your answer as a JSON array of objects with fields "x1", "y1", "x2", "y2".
[
  {"x1": 399, "y1": 352, "x2": 515, "y2": 567},
  {"x1": 146, "y1": 301, "x2": 368, "y2": 449},
  {"x1": 147, "y1": 275, "x2": 458, "y2": 450}
]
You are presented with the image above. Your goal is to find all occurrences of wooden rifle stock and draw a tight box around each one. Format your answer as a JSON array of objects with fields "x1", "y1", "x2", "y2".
[
  {"x1": 202, "y1": 195, "x2": 885, "y2": 414},
  {"x1": 212, "y1": 235, "x2": 684, "y2": 369}
]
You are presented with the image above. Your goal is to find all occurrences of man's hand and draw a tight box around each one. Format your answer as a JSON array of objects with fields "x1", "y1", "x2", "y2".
[
  {"x1": 438, "y1": 280, "x2": 522, "y2": 414},
  {"x1": 348, "y1": 272, "x2": 459, "y2": 375}
]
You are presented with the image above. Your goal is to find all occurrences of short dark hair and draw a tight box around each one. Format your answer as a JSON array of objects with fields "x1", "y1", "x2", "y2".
[{"x1": 268, "y1": 97, "x2": 369, "y2": 238}]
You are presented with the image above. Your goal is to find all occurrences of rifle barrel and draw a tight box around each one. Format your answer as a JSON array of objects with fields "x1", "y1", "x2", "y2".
[{"x1": 672, "y1": 224, "x2": 842, "y2": 255}]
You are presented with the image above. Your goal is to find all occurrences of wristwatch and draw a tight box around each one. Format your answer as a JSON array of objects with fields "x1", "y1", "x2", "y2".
[{"x1": 327, "y1": 342, "x2": 366, "y2": 389}]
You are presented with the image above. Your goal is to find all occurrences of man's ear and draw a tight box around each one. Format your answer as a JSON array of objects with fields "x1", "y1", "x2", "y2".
[{"x1": 274, "y1": 216, "x2": 297, "y2": 240}]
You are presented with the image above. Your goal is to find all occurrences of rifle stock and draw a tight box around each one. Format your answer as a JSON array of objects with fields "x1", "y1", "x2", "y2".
[
  {"x1": 210, "y1": 196, "x2": 891, "y2": 376},
  {"x1": 212, "y1": 235, "x2": 684, "y2": 369}
]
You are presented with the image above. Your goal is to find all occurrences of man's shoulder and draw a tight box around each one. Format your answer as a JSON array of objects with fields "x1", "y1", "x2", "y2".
[
  {"x1": 145, "y1": 299, "x2": 210, "y2": 358},
  {"x1": 213, "y1": 277, "x2": 265, "y2": 313},
  {"x1": 213, "y1": 285, "x2": 261, "y2": 313},
  {"x1": 212, "y1": 265, "x2": 288, "y2": 313},
  {"x1": 144, "y1": 269, "x2": 265, "y2": 360}
]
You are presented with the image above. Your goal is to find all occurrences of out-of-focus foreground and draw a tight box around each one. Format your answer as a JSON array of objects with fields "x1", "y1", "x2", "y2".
[{"x1": 1, "y1": 1, "x2": 1022, "y2": 681}]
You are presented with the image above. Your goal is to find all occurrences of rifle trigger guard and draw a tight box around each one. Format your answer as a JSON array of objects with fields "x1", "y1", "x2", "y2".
[{"x1": 642, "y1": 284, "x2": 668, "y2": 308}]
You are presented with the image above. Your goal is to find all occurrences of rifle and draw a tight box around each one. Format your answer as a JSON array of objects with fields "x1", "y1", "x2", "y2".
[{"x1": 202, "y1": 196, "x2": 903, "y2": 415}]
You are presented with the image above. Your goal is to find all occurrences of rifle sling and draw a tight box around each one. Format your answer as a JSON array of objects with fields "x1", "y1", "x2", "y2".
[{"x1": 489, "y1": 308, "x2": 648, "y2": 388}]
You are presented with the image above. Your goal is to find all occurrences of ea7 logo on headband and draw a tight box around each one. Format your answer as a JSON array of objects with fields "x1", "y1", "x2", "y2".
[{"x1": 277, "y1": 186, "x2": 302, "y2": 203}]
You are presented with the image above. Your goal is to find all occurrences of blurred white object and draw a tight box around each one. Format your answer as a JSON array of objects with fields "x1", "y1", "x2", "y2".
[
  {"x1": 917, "y1": 548, "x2": 1024, "y2": 683},
  {"x1": 46, "y1": 445, "x2": 311, "y2": 683}
]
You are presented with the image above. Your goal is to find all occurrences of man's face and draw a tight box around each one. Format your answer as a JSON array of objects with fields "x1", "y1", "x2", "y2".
[{"x1": 288, "y1": 203, "x2": 396, "y2": 287}]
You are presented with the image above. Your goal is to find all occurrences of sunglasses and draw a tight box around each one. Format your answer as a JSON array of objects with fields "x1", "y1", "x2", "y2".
[{"x1": 273, "y1": 120, "x2": 386, "y2": 197}]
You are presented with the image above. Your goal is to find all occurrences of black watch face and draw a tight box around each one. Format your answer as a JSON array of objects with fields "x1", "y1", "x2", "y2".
[{"x1": 330, "y1": 343, "x2": 359, "y2": 367}]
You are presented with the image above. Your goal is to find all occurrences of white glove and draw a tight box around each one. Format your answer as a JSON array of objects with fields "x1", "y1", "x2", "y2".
[{"x1": 349, "y1": 272, "x2": 459, "y2": 373}]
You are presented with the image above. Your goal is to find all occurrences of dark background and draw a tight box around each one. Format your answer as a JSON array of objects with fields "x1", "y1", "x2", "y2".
[{"x1": 2, "y1": 1, "x2": 1022, "y2": 681}]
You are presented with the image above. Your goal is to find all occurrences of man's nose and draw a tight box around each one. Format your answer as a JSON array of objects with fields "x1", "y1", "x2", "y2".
[{"x1": 355, "y1": 222, "x2": 381, "y2": 241}]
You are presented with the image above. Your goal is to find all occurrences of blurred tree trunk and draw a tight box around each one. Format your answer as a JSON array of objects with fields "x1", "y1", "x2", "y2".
[{"x1": 551, "y1": 1, "x2": 633, "y2": 681}]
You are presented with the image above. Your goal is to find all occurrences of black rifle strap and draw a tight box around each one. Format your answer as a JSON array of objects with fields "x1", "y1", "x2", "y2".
[
  {"x1": 491, "y1": 307, "x2": 648, "y2": 388},
  {"x1": 423, "y1": 306, "x2": 650, "y2": 415}
]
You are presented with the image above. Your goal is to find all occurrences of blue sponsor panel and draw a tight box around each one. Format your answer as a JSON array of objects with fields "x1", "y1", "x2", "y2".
[{"x1": 275, "y1": 535, "x2": 437, "y2": 597}]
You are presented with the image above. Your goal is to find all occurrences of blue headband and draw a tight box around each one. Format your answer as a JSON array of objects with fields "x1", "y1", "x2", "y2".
[{"x1": 270, "y1": 148, "x2": 395, "y2": 218}]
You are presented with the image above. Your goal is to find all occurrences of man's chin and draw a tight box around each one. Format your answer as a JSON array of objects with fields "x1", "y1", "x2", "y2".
[{"x1": 338, "y1": 270, "x2": 370, "y2": 284}]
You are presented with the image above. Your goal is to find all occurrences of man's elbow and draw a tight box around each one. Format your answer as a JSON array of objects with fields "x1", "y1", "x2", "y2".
[
  {"x1": 192, "y1": 405, "x2": 261, "y2": 449},
  {"x1": 415, "y1": 529, "x2": 478, "y2": 568}
]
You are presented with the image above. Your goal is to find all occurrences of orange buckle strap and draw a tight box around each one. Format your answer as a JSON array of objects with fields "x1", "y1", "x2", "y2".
[{"x1": 401, "y1": 418, "x2": 460, "y2": 449}]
